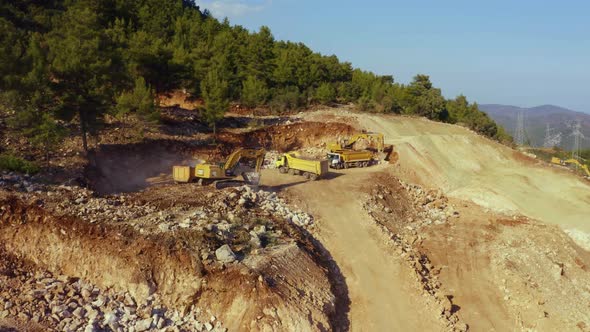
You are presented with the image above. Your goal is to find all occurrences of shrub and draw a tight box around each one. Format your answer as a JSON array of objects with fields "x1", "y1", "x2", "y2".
[{"x1": 0, "y1": 154, "x2": 40, "y2": 174}]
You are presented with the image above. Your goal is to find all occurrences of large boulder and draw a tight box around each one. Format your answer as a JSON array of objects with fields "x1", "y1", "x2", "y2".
[{"x1": 215, "y1": 245, "x2": 237, "y2": 263}]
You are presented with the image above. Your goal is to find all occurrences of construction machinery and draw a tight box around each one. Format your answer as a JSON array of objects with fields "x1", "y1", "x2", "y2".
[
  {"x1": 173, "y1": 148, "x2": 266, "y2": 188},
  {"x1": 551, "y1": 157, "x2": 590, "y2": 177},
  {"x1": 327, "y1": 131, "x2": 398, "y2": 167},
  {"x1": 327, "y1": 150, "x2": 374, "y2": 169},
  {"x1": 276, "y1": 152, "x2": 329, "y2": 180},
  {"x1": 327, "y1": 132, "x2": 385, "y2": 154}
]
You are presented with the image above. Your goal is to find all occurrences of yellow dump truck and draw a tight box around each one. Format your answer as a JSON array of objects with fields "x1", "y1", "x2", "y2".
[
  {"x1": 327, "y1": 131, "x2": 397, "y2": 164},
  {"x1": 327, "y1": 150, "x2": 374, "y2": 169},
  {"x1": 173, "y1": 148, "x2": 266, "y2": 187},
  {"x1": 276, "y1": 153, "x2": 329, "y2": 180}
]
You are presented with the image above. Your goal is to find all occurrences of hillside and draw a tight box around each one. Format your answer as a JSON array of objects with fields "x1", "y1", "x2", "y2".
[
  {"x1": 3, "y1": 1, "x2": 590, "y2": 331},
  {"x1": 2, "y1": 107, "x2": 590, "y2": 331},
  {"x1": 1, "y1": 0, "x2": 508, "y2": 170},
  {"x1": 480, "y1": 104, "x2": 590, "y2": 149}
]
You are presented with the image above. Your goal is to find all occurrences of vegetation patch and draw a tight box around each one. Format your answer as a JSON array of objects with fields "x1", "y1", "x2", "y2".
[{"x1": 0, "y1": 154, "x2": 40, "y2": 174}]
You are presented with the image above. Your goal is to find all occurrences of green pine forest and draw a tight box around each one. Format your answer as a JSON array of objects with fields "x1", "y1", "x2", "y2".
[{"x1": 1, "y1": 0, "x2": 512, "y2": 161}]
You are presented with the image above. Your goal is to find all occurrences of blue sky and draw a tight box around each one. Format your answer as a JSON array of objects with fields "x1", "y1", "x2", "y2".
[{"x1": 198, "y1": 0, "x2": 590, "y2": 112}]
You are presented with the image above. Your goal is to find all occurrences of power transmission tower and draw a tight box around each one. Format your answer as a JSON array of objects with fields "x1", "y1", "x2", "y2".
[
  {"x1": 543, "y1": 124, "x2": 562, "y2": 148},
  {"x1": 569, "y1": 120, "x2": 585, "y2": 161},
  {"x1": 515, "y1": 110, "x2": 526, "y2": 146}
]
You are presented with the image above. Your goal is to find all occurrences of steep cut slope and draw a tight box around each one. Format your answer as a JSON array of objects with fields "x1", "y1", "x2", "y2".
[{"x1": 304, "y1": 110, "x2": 590, "y2": 246}]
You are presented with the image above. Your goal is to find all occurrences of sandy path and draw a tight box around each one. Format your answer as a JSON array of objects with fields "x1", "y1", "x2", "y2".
[{"x1": 263, "y1": 167, "x2": 445, "y2": 331}]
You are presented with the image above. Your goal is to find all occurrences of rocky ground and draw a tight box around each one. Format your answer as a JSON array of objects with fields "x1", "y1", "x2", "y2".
[
  {"x1": 0, "y1": 251, "x2": 226, "y2": 332},
  {"x1": 0, "y1": 167, "x2": 332, "y2": 331},
  {"x1": 361, "y1": 174, "x2": 467, "y2": 331},
  {"x1": 2, "y1": 106, "x2": 590, "y2": 331}
]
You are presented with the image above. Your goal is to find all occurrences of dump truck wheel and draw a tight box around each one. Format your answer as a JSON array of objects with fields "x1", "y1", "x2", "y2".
[
  {"x1": 288, "y1": 168, "x2": 296, "y2": 175},
  {"x1": 343, "y1": 163, "x2": 349, "y2": 169},
  {"x1": 303, "y1": 172, "x2": 311, "y2": 179},
  {"x1": 279, "y1": 166, "x2": 287, "y2": 174},
  {"x1": 309, "y1": 173, "x2": 318, "y2": 181}
]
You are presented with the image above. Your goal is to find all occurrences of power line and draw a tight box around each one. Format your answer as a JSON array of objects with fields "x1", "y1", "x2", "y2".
[
  {"x1": 515, "y1": 110, "x2": 526, "y2": 146},
  {"x1": 568, "y1": 120, "x2": 585, "y2": 161},
  {"x1": 543, "y1": 124, "x2": 562, "y2": 148}
]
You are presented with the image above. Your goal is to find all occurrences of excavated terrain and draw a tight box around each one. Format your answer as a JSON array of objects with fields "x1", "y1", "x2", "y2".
[
  {"x1": 0, "y1": 119, "x2": 355, "y2": 331},
  {"x1": 1, "y1": 105, "x2": 590, "y2": 331}
]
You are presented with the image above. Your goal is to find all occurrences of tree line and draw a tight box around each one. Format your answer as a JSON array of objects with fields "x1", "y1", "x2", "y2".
[{"x1": 0, "y1": 0, "x2": 512, "y2": 164}]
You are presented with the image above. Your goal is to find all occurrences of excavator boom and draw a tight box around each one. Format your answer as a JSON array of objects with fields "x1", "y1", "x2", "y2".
[
  {"x1": 328, "y1": 132, "x2": 385, "y2": 153},
  {"x1": 223, "y1": 148, "x2": 266, "y2": 175}
]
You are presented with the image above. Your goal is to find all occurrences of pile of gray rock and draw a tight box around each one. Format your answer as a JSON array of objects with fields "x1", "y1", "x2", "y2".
[
  {"x1": 49, "y1": 185, "x2": 157, "y2": 224},
  {"x1": 362, "y1": 179, "x2": 467, "y2": 331},
  {"x1": 237, "y1": 185, "x2": 313, "y2": 227},
  {"x1": 0, "y1": 269, "x2": 226, "y2": 332},
  {"x1": 263, "y1": 151, "x2": 280, "y2": 169},
  {"x1": 0, "y1": 172, "x2": 43, "y2": 193},
  {"x1": 399, "y1": 182, "x2": 459, "y2": 226}
]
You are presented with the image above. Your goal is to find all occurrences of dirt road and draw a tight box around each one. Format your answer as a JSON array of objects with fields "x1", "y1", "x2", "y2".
[{"x1": 263, "y1": 167, "x2": 446, "y2": 331}]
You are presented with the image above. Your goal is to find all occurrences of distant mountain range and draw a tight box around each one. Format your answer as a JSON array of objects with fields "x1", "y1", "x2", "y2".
[{"x1": 479, "y1": 104, "x2": 590, "y2": 149}]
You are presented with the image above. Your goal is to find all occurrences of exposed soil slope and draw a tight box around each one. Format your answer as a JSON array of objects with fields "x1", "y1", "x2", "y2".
[{"x1": 304, "y1": 110, "x2": 590, "y2": 242}]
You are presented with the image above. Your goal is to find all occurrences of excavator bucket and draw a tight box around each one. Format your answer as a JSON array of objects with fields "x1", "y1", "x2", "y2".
[
  {"x1": 379, "y1": 144, "x2": 398, "y2": 164},
  {"x1": 242, "y1": 171, "x2": 261, "y2": 186}
]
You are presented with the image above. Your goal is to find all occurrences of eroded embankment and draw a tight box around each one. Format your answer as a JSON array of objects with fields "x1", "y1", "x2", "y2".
[
  {"x1": 0, "y1": 195, "x2": 338, "y2": 331},
  {"x1": 0, "y1": 196, "x2": 203, "y2": 308}
]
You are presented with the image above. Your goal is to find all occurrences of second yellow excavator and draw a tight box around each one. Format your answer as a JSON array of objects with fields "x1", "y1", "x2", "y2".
[
  {"x1": 551, "y1": 157, "x2": 590, "y2": 177},
  {"x1": 327, "y1": 132, "x2": 398, "y2": 165},
  {"x1": 327, "y1": 132, "x2": 385, "y2": 153},
  {"x1": 173, "y1": 148, "x2": 266, "y2": 188}
]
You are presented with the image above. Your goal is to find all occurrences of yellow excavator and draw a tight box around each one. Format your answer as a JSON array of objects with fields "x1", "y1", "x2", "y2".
[
  {"x1": 173, "y1": 148, "x2": 266, "y2": 188},
  {"x1": 551, "y1": 157, "x2": 590, "y2": 177},
  {"x1": 327, "y1": 132, "x2": 397, "y2": 164},
  {"x1": 327, "y1": 132, "x2": 385, "y2": 153}
]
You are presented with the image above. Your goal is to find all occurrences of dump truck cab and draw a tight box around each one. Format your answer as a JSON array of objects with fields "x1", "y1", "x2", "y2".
[{"x1": 327, "y1": 153, "x2": 343, "y2": 168}]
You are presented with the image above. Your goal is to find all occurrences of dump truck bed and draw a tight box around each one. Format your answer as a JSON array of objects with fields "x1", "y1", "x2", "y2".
[
  {"x1": 286, "y1": 154, "x2": 329, "y2": 176},
  {"x1": 333, "y1": 150, "x2": 373, "y2": 162}
]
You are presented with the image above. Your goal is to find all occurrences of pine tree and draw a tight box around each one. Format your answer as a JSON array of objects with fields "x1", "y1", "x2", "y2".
[
  {"x1": 241, "y1": 76, "x2": 269, "y2": 107},
  {"x1": 201, "y1": 70, "x2": 229, "y2": 136},
  {"x1": 46, "y1": 2, "x2": 122, "y2": 152},
  {"x1": 115, "y1": 77, "x2": 159, "y2": 123},
  {"x1": 315, "y1": 82, "x2": 336, "y2": 104}
]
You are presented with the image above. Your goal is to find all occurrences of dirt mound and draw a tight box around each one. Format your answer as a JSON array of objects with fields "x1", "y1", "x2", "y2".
[
  {"x1": 0, "y1": 196, "x2": 204, "y2": 308},
  {"x1": 218, "y1": 121, "x2": 354, "y2": 152},
  {"x1": 420, "y1": 200, "x2": 590, "y2": 331},
  {"x1": 157, "y1": 90, "x2": 203, "y2": 110},
  {"x1": 0, "y1": 184, "x2": 340, "y2": 331}
]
